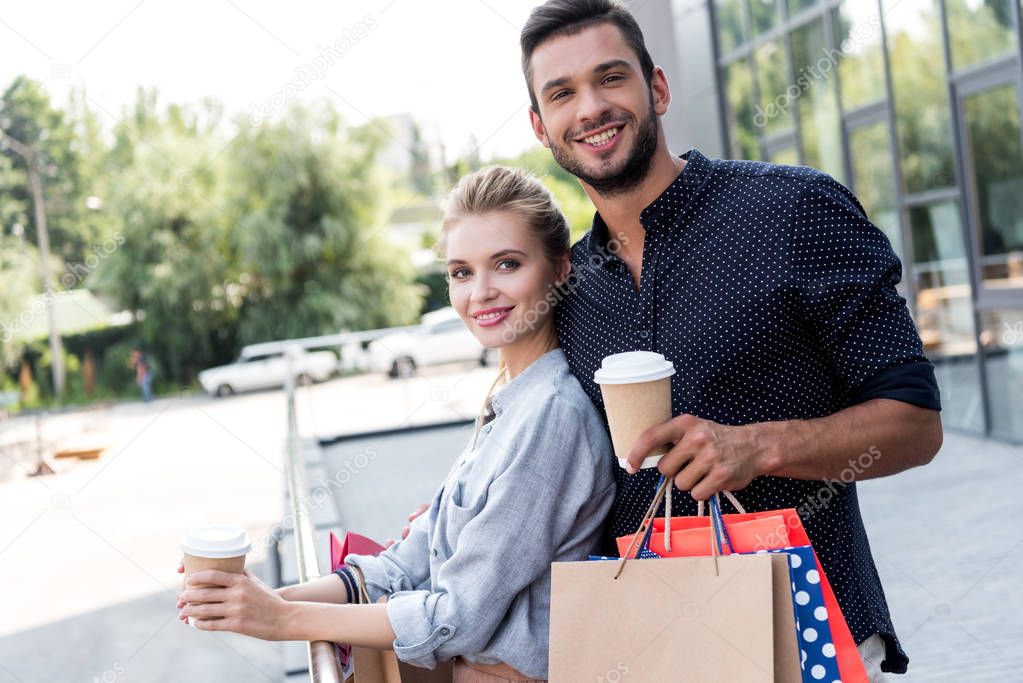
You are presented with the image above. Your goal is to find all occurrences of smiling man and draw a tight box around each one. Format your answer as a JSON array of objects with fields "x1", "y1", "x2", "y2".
[{"x1": 520, "y1": 0, "x2": 943, "y2": 678}]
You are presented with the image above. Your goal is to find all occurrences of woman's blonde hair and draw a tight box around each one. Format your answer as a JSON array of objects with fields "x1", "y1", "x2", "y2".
[{"x1": 438, "y1": 165, "x2": 571, "y2": 441}]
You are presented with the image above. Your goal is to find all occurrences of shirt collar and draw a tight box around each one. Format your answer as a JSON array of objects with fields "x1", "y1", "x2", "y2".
[
  {"x1": 586, "y1": 148, "x2": 712, "y2": 260},
  {"x1": 490, "y1": 348, "x2": 566, "y2": 416}
]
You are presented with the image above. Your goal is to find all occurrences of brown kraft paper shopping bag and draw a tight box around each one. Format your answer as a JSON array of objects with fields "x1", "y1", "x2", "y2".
[{"x1": 549, "y1": 553, "x2": 782, "y2": 682}]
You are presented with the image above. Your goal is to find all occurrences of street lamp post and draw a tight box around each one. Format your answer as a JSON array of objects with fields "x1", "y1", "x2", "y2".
[{"x1": 0, "y1": 127, "x2": 65, "y2": 398}]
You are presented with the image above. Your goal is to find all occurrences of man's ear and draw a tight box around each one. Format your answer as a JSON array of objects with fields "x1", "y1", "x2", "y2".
[
  {"x1": 556, "y1": 253, "x2": 572, "y2": 285},
  {"x1": 650, "y1": 66, "x2": 671, "y2": 117},
  {"x1": 529, "y1": 108, "x2": 550, "y2": 148}
]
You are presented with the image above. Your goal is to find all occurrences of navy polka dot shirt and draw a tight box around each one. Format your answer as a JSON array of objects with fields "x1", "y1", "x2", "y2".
[{"x1": 555, "y1": 149, "x2": 941, "y2": 674}]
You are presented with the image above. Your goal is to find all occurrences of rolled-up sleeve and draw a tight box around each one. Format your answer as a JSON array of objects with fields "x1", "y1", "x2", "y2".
[
  {"x1": 789, "y1": 175, "x2": 941, "y2": 410},
  {"x1": 346, "y1": 507, "x2": 433, "y2": 603},
  {"x1": 384, "y1": 394, "x2": 612, "y2": 669}
]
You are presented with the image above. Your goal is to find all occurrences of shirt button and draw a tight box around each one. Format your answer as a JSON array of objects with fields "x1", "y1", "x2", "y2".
[
  {"x1": 439, "y1": 627, "x2": 451, "y2": 637},
  {"x1": 639, "y1": 329, "x2": 650, "y2": 339}
]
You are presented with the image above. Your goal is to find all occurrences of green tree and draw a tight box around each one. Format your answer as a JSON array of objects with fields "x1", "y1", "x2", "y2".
[
  {"x1": 89, "y1": 91, "x2": 239, "y2": 384},
  {"x1": 226, "y1": 105, "x2": 423, "y2": 345},
  {"x1": 0, "y1": 76, "x2": 97, "y2": 263},
  {"x1": 496, "y1": 146, "x2": 595, "y2": 242}
]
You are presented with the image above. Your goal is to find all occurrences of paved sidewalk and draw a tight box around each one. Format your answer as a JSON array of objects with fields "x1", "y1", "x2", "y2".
[{"x1": 0, "y1": 362, "x2": 497, "y2": 683}]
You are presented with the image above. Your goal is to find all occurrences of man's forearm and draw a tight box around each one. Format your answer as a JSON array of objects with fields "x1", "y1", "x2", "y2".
[
  {"x1": 758, "y1": 398, "x2": 942, "y2": 481},
  {"x1": 281, "y1": 600, "x2": 396, "y2": 647}
]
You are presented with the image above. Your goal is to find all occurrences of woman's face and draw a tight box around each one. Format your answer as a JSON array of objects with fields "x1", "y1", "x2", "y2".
[{"x1": 445, "y1": 210, "x2": 568, "y2": 349}]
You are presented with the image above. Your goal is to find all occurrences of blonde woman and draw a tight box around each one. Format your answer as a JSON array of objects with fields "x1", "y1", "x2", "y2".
[{"x1": 177, "y1": 166, "x2": 616, "y2": 682}]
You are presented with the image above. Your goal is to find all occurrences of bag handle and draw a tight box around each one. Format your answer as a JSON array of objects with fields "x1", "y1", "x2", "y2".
[
  {"x1": 350, "y1": 564, "x2": 371, "y2": 605},
  {"x1": 615, "y1": 476, "x2": 669, "y2": 579},
  {"x1": 696, "y1": 489, "x2": 747, "y2": 516},
  {"x1": 615, "y1": 479, "x2": 735, "y2": 578}
]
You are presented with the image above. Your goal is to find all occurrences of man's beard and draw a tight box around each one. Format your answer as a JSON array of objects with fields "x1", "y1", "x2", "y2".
[{"x1": 548, "y1": 98, "x2": 659, "y2": 197}]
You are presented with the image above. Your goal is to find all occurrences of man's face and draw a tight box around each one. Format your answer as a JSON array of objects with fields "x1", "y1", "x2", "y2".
[{"x1": 527, "y1": 23, "x2": 668, "y2": 195}]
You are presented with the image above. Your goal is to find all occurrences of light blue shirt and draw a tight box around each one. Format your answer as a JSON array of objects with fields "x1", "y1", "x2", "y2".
[{"x1": 346, "y1": 348, "x2": 615, "y2": 678}]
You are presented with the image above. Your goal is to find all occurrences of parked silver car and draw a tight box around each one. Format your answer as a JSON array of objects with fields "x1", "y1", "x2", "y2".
[
  {"x1": 198, "y1": 345, "x2": 337, "y2": 396},
  {"x1": 367, "y1": 307, "x2": 496, "y2": 378}
]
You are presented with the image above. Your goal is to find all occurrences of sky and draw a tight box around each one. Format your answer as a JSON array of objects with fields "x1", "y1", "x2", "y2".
[{"x1": 0, "y1": 0, "x2": 547, "y2": 161}]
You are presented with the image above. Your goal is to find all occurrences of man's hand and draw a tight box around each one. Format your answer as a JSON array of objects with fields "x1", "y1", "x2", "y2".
[
  {"x1": 178, "y1": 569, "x2": 294, "y2": 640},
  {"x1": 625, "y1": 414, "x2": 773, "y2": 500}
]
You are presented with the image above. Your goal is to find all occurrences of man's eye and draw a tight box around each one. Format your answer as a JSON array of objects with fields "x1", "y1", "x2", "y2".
[
  {"x1": 551, "y1": 90, "x2": 570, "y2": 101},
  {"x1": 603, "y1": 74, "x2": 624, "y2": 84}
]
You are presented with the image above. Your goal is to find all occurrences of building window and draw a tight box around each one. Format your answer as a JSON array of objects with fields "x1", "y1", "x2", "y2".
[
  {"x1": 754, "y1": 38, "x2": 795, "y2": 135},
  {"x1": 832, "y1": 0, "x2": 886, "y2": 110},
  {"x1": 946, "y1": 0, "x2": 1017, "y2": 71},
  {"x1": 909, "y1": 201, "x2": 983, "y2": 430},
  {"x1": 750, "y1": 0, "x2": 781, "y2": 36},
  {"x1": 980, "y1": 309, "x2": 1023, "y2": 440},
  {"x1": 786, "y1": 0, "x2": 818, "y2": 17},
  {"x1": 723, "y1": 58, "x2": 758, "y2": 158},
  {"x1": 961, "y1": 82, "x2": 1023, "y2": 290},
  {"x1": 789, "y1": 17, "x2": 845, "y2": 182},
  {"x1": 884, "y1": 0, "x2": 957, "y2": 194},
  {"x1": 714, "y1": 0, "x2": 748, "y2": 54},
  {"x1": 849, "y1": 120, "x2": 901, "y2": 259}
]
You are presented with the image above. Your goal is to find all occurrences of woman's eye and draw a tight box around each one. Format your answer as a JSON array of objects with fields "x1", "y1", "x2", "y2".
[
  {"x1": 449, "y1": 268, "x2": 469, "y2": 279},
  {"x1": 497, "y1": 259, "x2": 519, "y2": 271}
]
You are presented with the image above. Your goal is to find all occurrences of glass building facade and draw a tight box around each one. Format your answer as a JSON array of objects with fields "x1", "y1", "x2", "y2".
[{"x1": 644, "y1": 0, "x2": 1023, "y2": 441}]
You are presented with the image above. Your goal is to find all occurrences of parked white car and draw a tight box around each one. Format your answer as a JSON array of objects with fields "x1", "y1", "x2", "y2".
[
  {"x1": 368, "y1": 307, "x2": 495, "y2": 378},
  {"x1": 198, "y1": 345, "x2": 337, "y2": 396}
]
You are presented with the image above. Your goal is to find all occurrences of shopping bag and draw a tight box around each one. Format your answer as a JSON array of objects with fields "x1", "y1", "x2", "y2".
[
  {"x1": 329, "y1": 531, "x2": 453, "y2": 683},
  {"x1": 550, "y1": 477, "x2": 800, "y2": 682},
  {"x1": 766, "y1": 546, "x2": 842, "y2": 683},
  {"x1": 616, "y1": 495, "x2": 868, "y2": 682}
]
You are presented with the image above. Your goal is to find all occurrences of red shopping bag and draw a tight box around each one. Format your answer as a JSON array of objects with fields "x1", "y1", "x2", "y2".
[
  {"x1": 330, "y1": 532, "x2": 387, "y2": 678},
  {"x1": 618, "y1": 504, "x2": 869, "y2": 683}
]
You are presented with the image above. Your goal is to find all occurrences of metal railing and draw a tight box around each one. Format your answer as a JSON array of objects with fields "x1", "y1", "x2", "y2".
[{"x1": 283, "y1": 360, "x2": 343, "y2": 683}]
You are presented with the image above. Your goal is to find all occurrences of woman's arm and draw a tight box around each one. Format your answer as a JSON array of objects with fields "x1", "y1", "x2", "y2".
[
  {"x1": 180, "y1": 568, "x2": 396, "y2": 646},
  {"x1": 276, "y1": 574, "x2": 349, "y2": 604},
  {"x1": 281, "y1": 601, "x2": 396, "y2": 648}
]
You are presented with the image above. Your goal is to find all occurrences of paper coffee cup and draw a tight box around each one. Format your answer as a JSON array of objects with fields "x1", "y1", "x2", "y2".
[
  {"x1": 594, "y1": 352, "x2": 676, "y2": 470},
  {"x1": 181, "y1": 524, "x2": 251, "y2": 628}
]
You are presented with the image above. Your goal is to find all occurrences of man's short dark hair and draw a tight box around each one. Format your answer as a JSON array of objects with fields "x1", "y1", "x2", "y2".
[{"x1": 520, "y1": 0, "x2": 655, "y2": 112}]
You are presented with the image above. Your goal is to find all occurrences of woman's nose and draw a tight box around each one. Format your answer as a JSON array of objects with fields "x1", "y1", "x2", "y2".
[{"x1": 470, "y1": 277, "x2": 498, "y2": 303}]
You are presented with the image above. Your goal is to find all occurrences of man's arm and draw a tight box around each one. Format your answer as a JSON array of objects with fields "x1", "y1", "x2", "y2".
[{"x1": 624, "y1": 398, "x2": 942, "y2": 500}]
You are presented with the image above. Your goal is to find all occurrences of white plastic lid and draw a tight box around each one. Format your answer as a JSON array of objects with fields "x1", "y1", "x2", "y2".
[
  {"x1": 593, "y1": 351, "x2": 676, "y2": 385},
  {"x1": 181, "y1": 524, "x2": 251, "y2": 559}
]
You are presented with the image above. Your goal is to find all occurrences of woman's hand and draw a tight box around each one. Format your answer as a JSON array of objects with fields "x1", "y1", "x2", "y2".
[
  {"x1": 178, "y1": 568, "x2": 294, "y2": 640},
  {"x1": 175, "y1": 559, "x2": 189, "y2": 624}
]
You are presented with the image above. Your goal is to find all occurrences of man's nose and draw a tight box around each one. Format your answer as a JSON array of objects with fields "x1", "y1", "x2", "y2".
[{"x1": 575, "y1": 86, "x2": 610, "y2": 127}]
